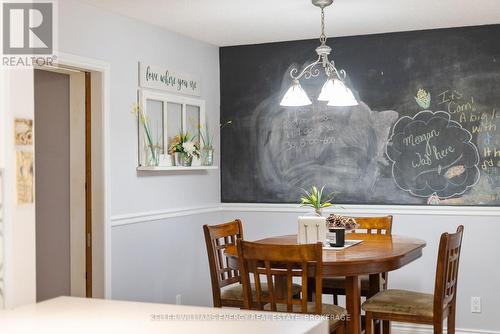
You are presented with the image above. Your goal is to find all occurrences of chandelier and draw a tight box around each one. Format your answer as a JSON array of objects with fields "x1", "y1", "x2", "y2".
[{"x1": 280, "y1": 0, "x2": 358, "y2": 107}]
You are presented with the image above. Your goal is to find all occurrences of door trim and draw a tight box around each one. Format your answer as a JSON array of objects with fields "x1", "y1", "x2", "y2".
[
  {"x1": 84, "y1": 71, "x2": 92, "y2": 297},
  {"x1": 52, "y1": 53, "x2": 111, "y2": 299}
]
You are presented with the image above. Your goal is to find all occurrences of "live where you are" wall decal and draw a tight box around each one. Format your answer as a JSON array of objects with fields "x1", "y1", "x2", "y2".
[{"x1": 138, "y1": 62, "x2": 201, "y2": 96}]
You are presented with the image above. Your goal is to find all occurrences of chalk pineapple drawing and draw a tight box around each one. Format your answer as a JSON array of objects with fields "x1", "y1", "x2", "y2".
[{"x1": 415, "y1": 88, "x2": 431, "y2": 109}]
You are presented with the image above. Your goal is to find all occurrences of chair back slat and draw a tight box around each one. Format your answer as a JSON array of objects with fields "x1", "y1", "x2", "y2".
[
  {"x1": 265, "y1": 261, "x2": 276, "y2": 311},
  {"x1": 237, "y1": 241, "x2": 323, "y2": 315},
  {"x1": 301, "y1": 261, "x2": 308, "y2": 313},
  {"x1": 203, "y1": 220, "x2": 243, "y2": 307},
  {"x1": 434, "y1": 225, "x2": 464, "y2": 319},
  {"x1": 286, "y1": 263, "x2": 293, "y2": 312},
  {"x1": 315, "y1": 260, "x2": 323, "y2": 313},
  {"x1": 351, "y1": 215, "x2": 393, "y2": 235},
  {"x1": 349, "y1": 216, "x2": 393, "y2": 287}
]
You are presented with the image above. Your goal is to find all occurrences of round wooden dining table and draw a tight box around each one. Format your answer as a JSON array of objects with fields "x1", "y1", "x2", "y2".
[{"x1": 224, "y1": 233, "x2": 426, "y2": 334}]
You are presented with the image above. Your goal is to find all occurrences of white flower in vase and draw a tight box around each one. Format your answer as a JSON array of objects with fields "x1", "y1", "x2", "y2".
[{"x1": 182, "y1": 141, "x2": 196, "y2": 157}]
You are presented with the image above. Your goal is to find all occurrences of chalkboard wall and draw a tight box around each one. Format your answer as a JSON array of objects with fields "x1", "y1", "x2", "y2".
[{"x1": 220, "y1": 24, "x2": 500, "y2": 205}]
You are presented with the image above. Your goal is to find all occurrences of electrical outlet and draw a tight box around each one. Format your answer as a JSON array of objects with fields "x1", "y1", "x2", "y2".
[
  {"x1": 176, "y1": 294, "x2": 182, "y2": 305},
  {"x1": 471, "y1": 297, "x2": 481, "y2": 313}
]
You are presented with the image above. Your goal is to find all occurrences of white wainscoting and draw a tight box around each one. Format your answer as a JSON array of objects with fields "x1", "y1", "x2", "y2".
[
  {"x1": 220, "y1": 203, "x2": 500, "y2": 333},
  {"x1": 109, "y1": 204, "x2": 500, "y2": 333},
  {"x1": 110, "y1": 207, "x2": 222, "y2": 306}
]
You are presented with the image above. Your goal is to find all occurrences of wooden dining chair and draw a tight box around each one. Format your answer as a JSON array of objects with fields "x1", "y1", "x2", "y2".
[
  {"x1": 363, "y1": 225, "x2": 464, "y2": 334},
  {"x1": 203, "y1": 220, "x2": 301, "y2": 308},
  {"x1": 323, "y1": 215, "x2": 394, "y2": 304},
  {"x1": 203, "y1": 220, "x2": 246, "y2": 307},
  {"x1": 237, "y1": 240, "x2": 347, "y2": 334}
]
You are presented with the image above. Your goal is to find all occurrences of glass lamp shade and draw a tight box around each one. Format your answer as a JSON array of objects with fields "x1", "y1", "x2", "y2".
[
  {"x1": 317, "y1": 78, "x2": 336, "y2": 101},
  {"x1": 319, "y1": 78, "x2": 358, "y2": 106},
  {"x1": 280, "y1": 81, "x2": 312, "y2": 107}
]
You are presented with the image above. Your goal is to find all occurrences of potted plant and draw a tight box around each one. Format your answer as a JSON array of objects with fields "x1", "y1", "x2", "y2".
[
  {"x1": 168, "y1": 132, "x2": 200, "y2": 167},
  {"x1": 325, "y1": 214, "x2": 359, "y2": 247},
  {"x1": 299, "y1": 185, "x2": 334, "y2": 217},
  {"x1": 199, "y1": 120, "x2": 232, "y2": 166}
]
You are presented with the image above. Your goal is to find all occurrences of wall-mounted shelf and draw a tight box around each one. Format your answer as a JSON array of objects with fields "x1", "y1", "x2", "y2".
[{"x1": 137, "y1": 166, "x2": 218, "y2": 171}]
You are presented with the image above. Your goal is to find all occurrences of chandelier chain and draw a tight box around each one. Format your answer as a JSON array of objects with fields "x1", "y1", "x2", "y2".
[
  {"x1": 288, "y1": 1, "x2": 348, "y2": 82},
  {"x1": 319, "y1": 8, "x2": 326, "y2": 45}
]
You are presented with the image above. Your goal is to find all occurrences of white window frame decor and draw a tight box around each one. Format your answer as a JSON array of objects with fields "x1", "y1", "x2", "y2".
[{"x1": 137, "y1": 89, "x2": 209, "y2": 170}]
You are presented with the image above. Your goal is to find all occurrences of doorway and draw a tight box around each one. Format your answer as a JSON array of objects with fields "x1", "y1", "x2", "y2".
[{"x1": 34, "y1": 66, "x2": 102, "y2": 301}]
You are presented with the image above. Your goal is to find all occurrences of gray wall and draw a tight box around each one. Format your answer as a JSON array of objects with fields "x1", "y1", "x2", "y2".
[
  {"x1": 58, "y1": 0, "x2": 220, "y2": 303},
  {"x1": 34, "y1": 69, "x2": 71, "y2": 302},
  {"x1": 54, "y1": 1, "x2": 499, "y2": 333},
  {"x1": 58, "y1": 0, "x2": 221, "y2": 216}
]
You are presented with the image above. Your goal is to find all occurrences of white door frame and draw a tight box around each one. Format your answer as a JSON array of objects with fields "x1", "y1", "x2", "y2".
[{"x1": 52, "y1": 53, "x2": 112, "y2": 299}]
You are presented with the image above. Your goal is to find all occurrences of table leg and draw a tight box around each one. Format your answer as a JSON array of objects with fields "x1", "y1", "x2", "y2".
[
  {"x1": 274, "y1": 276, "x2": 288, "y2": 300},
  {"x1": 369, "y1": 274, "x2": 382, "y2": 334},
  {"x1": 383, "y1": 319, "x2": 391, "y2": 334},
  {"x1": 345, "y1": 275, "x2": 361, "y2": 334}
]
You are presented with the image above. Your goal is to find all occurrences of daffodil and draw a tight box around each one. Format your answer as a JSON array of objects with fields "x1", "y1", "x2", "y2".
[{"x1": 132, "y1": 103, "x2": 158, "y2": 164}]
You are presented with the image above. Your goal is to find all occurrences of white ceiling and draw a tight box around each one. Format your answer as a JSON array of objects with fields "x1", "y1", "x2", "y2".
[{"x1": 82, "y1": 0, "x2": 500, "y2": 46}]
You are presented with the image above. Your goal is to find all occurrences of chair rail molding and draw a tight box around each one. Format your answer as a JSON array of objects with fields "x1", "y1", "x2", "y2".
[
  {"x1": 111, "y1": 205, "x2": 221, "y2": 227},
  {"x1": 220, "y1": 203, "x2": 500, "y2": 217},
  {"x1": 111, "y1": 201, "x2": 500, "y2": 228}
]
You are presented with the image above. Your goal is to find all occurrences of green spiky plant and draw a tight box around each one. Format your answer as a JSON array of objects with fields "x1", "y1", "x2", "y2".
[
  {"x1": 132, "y1": 103, "x2": 160, "y2": 165},
  {"x1": 199, "y1": 120, "x2": 232, "y2": 149},
  {"x1": 300, "y1": 185, "x2": 334, "y2": 216}
]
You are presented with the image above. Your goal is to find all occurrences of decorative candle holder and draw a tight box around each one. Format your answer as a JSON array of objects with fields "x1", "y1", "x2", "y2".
[{"x1": 328, "y1": 227, "x2": 345, "y2": 247}]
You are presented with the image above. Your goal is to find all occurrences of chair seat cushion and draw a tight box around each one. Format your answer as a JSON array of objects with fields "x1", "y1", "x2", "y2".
[
  {"x1": 323, "y1": 275, "x2": 385, "y2": 292},
  {"x1": 264, "y1": 302, "x2": 347, "y2": 330},
  {"x1": 362, "y1": 289, "x2": 434, "y2": 318},
  {"x1": 221, "y1": 283, "x2": 302, "y2": 301}
]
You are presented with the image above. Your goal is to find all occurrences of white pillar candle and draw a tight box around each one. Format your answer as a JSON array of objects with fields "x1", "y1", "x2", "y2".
[{"x1": 298, "y1": 216, "x2": 326, "y2": 244}]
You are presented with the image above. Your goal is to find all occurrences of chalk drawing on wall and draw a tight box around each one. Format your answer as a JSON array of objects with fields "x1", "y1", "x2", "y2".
[{"x1": 386, "y1": 110, "x2": 480, "y2": 200}]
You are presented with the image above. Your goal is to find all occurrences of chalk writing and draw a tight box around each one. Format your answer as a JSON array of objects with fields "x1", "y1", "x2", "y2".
[
  {"x1": 472, "y1": 121, "x2": 496, "y2": 133},
  {"x1": 282, "y1": 108, "x2": 338, "y2": 152},
  {"x1": 403, "y1": 129, "x2": 440, "y2": 147},
  {"x1": 386, "y1": 110, "x2": 480, "y2": 198},
  {"x1": 438, "y1": 90, "x2": 475, "y2": 114},
  {"x1": 285, "y1": 137, "x2": 336, "y2": 151}
]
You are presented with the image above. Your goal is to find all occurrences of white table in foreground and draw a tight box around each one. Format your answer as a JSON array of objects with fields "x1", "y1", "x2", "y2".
[{"x1": 0, "y1": 297, "x2": 328, "y2": 334}]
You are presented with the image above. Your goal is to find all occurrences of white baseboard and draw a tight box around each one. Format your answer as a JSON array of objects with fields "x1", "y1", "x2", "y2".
[{"x1": 391, "y1": 323, "x2": 500, "y2": 334}]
